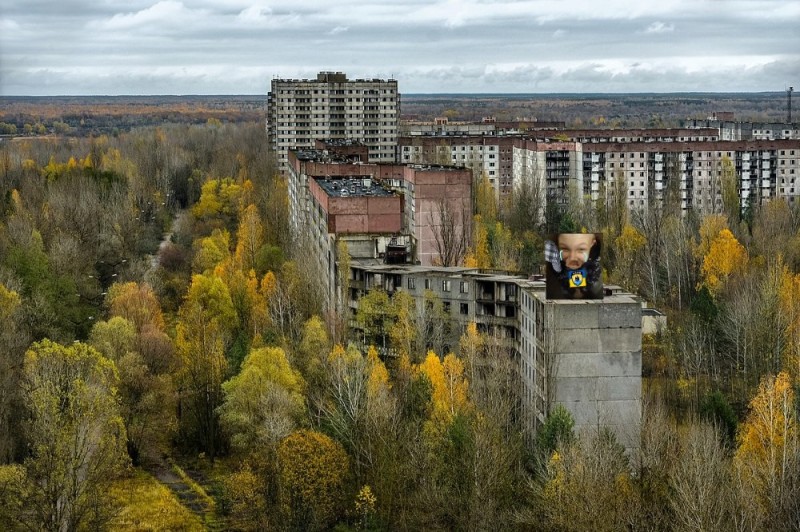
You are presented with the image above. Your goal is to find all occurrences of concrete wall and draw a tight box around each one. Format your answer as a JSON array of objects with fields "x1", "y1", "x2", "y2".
[
  {"x1": 544, "y1": 296, "x2": 642, "y2": 451},
  {"x1": 409, "y1": 167, "x2": 472, "y2": 266}
]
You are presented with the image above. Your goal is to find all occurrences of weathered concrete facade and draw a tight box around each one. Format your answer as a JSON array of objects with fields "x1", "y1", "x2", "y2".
[
  {"x1": 536, "y1": 295, "x2": 642, "y2": 450},
  {"x1": 348, "y1": 261, "x2": 643, "y2": 450},
  {"x1": 287, "y1": 149, "x2": 471, "y2": 271},
  {"x1": 267, "y1": 72, "x2": 398, "y2": 167}
]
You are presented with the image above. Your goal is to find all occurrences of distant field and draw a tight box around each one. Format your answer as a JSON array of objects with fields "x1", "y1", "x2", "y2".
[{"x1": 0, "y1": 91, "x2": 790, "y2": 135}]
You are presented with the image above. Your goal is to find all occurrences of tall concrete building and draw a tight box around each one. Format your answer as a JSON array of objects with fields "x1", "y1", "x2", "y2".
[{"x1": 267, "y1": 72, "x2": 399, "y2": 167}]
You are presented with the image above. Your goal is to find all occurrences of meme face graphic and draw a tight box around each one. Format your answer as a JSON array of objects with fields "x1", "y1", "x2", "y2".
[
  {"x1": 545, "y1": 232, "x2": 603, "y2": 300},
  {"x1": 558, "y1": 233, "x2": 595, "y2": 271}
]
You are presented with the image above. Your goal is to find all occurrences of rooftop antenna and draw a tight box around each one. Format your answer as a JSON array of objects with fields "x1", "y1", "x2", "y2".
[{"x1": 789, "y1": 86, "x2": 794, "y2": 123}]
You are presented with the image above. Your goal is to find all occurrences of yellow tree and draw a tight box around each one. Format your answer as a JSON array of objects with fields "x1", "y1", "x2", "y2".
[
  {"x1": 192, "y1": 178, "x2": 243, "y2": 232},
  {"x1": 694, "y1": 214, "x2": 729, "y2": 262},
  {"x1": 297, "y1": 315, "x2": 331, "y2": 383},
  {"x1": 234, "y1": 204, "x2": 264, "y2": 274},
  {"x1": 263, "y1": 175, "x2": 290, "y2": 249},
  {"x1": 176, "y1": 274, "x2": 237, "y2": 459},
  {"x1": 277, "y1": 430, "x2": 349, "y2": 530},
  {"x1": 735, "y1": 371, "x2": 798, "y2": 521},
  {"x1": 192, "y1": 229, "x2": 231, "y2": 274},
  {"x1": 465, "y1": 215, "x2": 491, "y2": 269},
  {"x1": 491, "y1": 221, "x2": 520, "y2": 271},
  {"x1": 106, "y1": 281, "x2": 165, "y2": 333},
  {"x1": 700, "y1": 228, "x2": 748, "y2": 297},
  {"x1": 417, "y1": 351, "x2": 471, "y2": 433},
  {"x1": 780, "y1": 269, "x2": 800, "y2": 379},
  {"x1": 475, "y1": 175, "x2": 497, "y2": 223},
  {"x1": 613, "y1": 223, "x2": 647, "y2": 291}
]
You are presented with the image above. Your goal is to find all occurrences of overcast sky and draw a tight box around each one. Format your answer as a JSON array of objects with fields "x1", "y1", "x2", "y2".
[{"x1": 1, "y1": 0, "x2": 798, "y2": 95}]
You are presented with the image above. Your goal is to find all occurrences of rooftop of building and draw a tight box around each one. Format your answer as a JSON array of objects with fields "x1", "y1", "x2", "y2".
[
  {"x1": 271, "y1": 72, "x2": 397, "y2": 84},
  {"x1": 321, "y1": 139, "x2": 366, "y2": 147},
  {"x1": 293, "y1": 149, "x2": 355, "y2": 163},
  {"x1": 314, "y1": 176, "x2": 396, "y2": 198}
]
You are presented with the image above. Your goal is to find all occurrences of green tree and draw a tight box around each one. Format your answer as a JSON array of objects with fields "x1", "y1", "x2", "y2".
[
  {"x1": 355, "y1": 289, "x2": 393, "y2": 352},
  {"x1": 0, "y1": 283, "x2": 28, "y2": 463},
  {"x1": 535, "y1": 403, "x2": 576, "y2": 462},
  {"x1": 175, "y1": 274, "x2": 237, "y2": 459},
  {"x1": 90, "y1": 317, "x2": 176, "y2": 465},
  {"x1": 3, "y1": 340, "x2": 129, "y2": 531},
  {"x1": 220, "y1": 346, "x2": 305, "y2": 452}
]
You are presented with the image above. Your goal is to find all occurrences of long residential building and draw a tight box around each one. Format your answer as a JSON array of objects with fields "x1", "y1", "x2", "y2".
[
  {"x1": 688, "y1": 118, "x2": 800, "y2": 141},
  {"x1": 267, "y1": 71, "x2": 399, "y2": 167},
  {"x1": 347, "y1": 261, "x2": 644, "y2": 450},
  {"x1": 397, "y1": 132, "x2": 800, "y2": 213}
]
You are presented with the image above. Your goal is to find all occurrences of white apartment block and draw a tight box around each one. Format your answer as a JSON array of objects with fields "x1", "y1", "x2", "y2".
[
  {"x1": 688, "y1": 118, "x2": 800, "y2": 141},
  {"x1": 397, "y1": 133, "x2": 800, "y2": 216},
  {"x1": 267, "y1": 72, "x2": 398, "y2": 167}
]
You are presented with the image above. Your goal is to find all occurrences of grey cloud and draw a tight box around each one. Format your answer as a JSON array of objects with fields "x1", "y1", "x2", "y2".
[{"x1": 0, "y1": 0, "x2": 798, "y2": 95}]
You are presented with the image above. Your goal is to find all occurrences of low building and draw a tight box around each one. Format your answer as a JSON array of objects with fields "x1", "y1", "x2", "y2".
[{"x1": 347, "y1": 261, "x2": 643, "y2": 450}]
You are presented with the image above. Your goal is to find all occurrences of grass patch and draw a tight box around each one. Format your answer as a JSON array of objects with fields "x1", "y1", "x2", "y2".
[{"x1": 108, "y1": 469, "x2": 205, "y2": 531}]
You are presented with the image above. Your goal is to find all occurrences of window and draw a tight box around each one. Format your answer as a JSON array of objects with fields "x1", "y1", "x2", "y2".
[
  {"x1": 443, "y1": 302, "x2": 451, "y2": 313},
  {"x1": 442, "y1": 280, "x2": 451, "y2": 292},
  {"x1": 460, "y1": 281, "x2": 469, "y2": 293},
  {"x1": 408, "y1": 277, "x2": 415, "y2": 289},
  {"x1": 460, "y1": 303, "x2": 469, "y2": 315},
  {"x1": 424, "y1": 279, "x2": 431, "y2": 290}
]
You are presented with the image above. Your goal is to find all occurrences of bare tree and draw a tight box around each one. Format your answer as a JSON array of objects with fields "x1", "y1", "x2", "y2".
[
  {"x1": 669, "y1": 422, "x2": 734, "y2": 532},
  {"x1": 430, "y1": 198, "x2": 470, "y2": 267}
]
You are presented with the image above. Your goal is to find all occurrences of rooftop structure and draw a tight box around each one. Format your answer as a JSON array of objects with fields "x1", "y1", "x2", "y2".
[{"x1": 314, "y1": 176, "x2": 394, "y2": 198}]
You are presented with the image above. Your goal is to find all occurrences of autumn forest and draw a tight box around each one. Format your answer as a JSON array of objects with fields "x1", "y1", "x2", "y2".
[{"x1": 0, "y1": 100, "x2": 799, "y2": 531}]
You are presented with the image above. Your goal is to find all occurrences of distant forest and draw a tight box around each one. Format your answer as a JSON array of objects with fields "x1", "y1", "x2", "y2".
[{"x1": 0, "y1": 91, "x2": 792, "y2": 137}]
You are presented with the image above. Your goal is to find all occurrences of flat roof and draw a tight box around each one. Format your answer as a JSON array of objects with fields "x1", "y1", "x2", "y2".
[
  {"x1": 314, "y1": 176, "x2": 396, "y2": 198},
  {"x1": 293, "y1": 149, "x2": 352, "y2": 163}
]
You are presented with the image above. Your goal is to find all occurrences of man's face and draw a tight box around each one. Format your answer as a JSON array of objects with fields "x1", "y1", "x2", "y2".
[{"x1": 558, "y1": 233, "x2": 596, "y2": 270}]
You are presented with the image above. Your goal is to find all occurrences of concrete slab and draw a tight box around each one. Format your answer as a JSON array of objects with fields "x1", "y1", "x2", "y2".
[
  {"x1": 554, "y1": 327, "x2": 641, "y2": 353},
  {"x1": 552, "y1": 302, "x2": 600, "y2": 329},
  {"x1": 554, "y1": 351, "x2": 642, "y2": 378},
  {"x1": 598, "y1": 302, "x2": 642, "y2": 328},
  {"x1": 554, "y1": 376, "x2": 641, "y2": 402}
]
